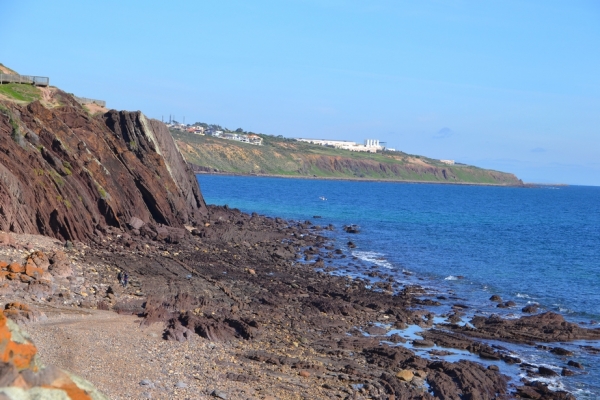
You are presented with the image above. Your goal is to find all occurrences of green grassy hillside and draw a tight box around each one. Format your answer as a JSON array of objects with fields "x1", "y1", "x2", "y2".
[{"x1": 172, "y1": 131, "x2": 523, "y2": 185}]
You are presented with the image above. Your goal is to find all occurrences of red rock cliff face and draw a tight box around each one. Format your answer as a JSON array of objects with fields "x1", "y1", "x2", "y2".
[{"x1": 0, "y1": 90, "x2": 206, "y2": 241}]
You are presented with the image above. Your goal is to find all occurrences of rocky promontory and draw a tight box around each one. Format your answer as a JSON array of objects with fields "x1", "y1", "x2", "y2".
[{"x1": 0, "y1": 86, "x2": 205, "y2": 242}]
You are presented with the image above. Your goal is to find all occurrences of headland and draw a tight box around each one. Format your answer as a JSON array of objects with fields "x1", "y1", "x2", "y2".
[{"x1": 0, "y1": 64, "x2": 593, "y2": 399}]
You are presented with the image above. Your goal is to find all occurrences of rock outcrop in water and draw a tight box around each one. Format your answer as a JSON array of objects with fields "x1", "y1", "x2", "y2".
[{"x1": 0, "y1": 88, "x2": 206, "y2": 241}]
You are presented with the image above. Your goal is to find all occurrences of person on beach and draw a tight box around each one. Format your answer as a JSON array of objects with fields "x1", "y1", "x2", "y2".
[
  {"x1": 117, "y1": 271, "x2": 123, "y2": 286},
  {"x1": 123, "y1": 272, "x2": 129, "y2": 288}
]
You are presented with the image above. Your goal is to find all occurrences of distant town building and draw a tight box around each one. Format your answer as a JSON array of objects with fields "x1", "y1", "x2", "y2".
[
  {"x1": 364, "y1": 139, "x2": 380, "y2": 148},
  {"x1": 186, "y1": 126, "x2": 205, "y2": 135},
  {"x1": 296, "y1": 138, "x2": 383, "y2": 153},
  {"x1": 247, "y1": 134, "x2": 263, "y2": 145},
  {"x1": 440, "y1": 159, "x2": 455, "y2": 165}
]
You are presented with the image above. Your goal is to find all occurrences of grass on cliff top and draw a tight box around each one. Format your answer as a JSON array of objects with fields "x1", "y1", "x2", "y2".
[{"x1": 0, "y1": 83, "x2": 41, "y2": 103}]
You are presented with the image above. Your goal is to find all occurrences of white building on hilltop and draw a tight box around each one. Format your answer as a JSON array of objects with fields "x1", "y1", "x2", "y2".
[
  {"x1": 364, "y1": 139, "x2": 380, "y2": 148},
  {"x1": 296, "y1": 138, "x2": 383, "y2": 153}
]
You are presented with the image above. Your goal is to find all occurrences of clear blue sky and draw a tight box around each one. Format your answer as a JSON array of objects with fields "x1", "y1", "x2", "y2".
[{"x1": 2, "y1": 1, "x2": 599, "y2": 185}]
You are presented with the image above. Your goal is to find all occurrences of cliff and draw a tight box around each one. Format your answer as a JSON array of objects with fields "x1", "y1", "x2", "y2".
[
  {"x1": 173, "y1": 131, "x2": 523, "y2": 185},
  {"x1": 0, "y1": 84, "x2": 206, "y2": 241}
]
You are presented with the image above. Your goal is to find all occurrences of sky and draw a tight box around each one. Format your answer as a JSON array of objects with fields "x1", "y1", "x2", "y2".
[{"x1": 1, "y1": 0, "x2": 599, "y2": 185}]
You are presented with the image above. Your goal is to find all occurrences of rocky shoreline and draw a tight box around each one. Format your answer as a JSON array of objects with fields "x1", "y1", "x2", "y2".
[{"x1": 1, "y1": 205, "x2": 598, "y2": 399}]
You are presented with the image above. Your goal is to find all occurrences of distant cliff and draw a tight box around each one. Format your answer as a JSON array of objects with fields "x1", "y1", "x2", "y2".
[
  {"x1": 173, "y1": 131, "x2": 523, "y2": 185},
  {"x1": 0, "y1": 81, "x2": 206, "y2": 241}
]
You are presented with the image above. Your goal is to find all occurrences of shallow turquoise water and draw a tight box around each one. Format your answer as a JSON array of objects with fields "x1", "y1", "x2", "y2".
[{"x1": 197, "y1": 175, "x2": 600, "y2": 397}]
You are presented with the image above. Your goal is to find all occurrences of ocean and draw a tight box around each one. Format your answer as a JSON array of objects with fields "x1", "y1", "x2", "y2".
[{"x1": 197, "y1": 174, "x2": 600, "y2": 398}]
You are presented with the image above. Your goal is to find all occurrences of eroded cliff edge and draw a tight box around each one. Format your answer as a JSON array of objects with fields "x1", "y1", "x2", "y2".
[{"x1": 0, "y1": 89, "x2": 206, "y2": 241}]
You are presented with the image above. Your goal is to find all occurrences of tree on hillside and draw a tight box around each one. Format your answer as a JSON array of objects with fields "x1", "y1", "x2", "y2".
[{"x1": 235, "y1": 128, "x2": 244, "y2": 133}]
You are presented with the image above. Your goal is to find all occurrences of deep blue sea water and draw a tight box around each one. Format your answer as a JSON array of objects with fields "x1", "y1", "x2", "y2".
[{"x1": 197, "y1": 175, "x2": 600, "y2": 398}]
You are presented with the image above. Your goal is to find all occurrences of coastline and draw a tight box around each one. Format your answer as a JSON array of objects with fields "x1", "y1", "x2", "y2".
[
  {"x1": 194, "y1": 170, "x2": 531, "y2": 187},
  {"x1": 1, "y1": 203, "x2": 595, "y2": 399}
]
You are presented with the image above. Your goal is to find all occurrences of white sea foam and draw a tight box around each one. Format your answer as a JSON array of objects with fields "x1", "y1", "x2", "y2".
[
  {"x1": 516, "y1": 293, "x2": 531, "y2": 298},
  {"x1": 444, "y1": 275, "x2": 459, "y2": 281},
  {"x1": 352, "y1": 251, "x2": 393, "y2": 269},
  {"x1": 518, "y1": 373, "x2": 565, "y2": 392}
]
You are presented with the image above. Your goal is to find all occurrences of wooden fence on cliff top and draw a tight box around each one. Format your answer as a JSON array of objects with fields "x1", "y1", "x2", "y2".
[
  {"x1": 0, "y1": 72, "x2": 106, "y2": 107},
  {"x1": 74, "y1": 96, "x2": 106, "y2": 108},
  {"x1": 0, "y1": 73, "x2": 49, "y2": 87}
]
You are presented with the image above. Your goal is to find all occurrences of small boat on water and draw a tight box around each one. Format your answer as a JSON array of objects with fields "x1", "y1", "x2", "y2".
[{"x1": 319, "y1": 196, "x2": 327, "y2": 201}]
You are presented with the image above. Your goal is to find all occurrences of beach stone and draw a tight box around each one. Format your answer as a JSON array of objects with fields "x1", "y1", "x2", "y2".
[
  {"x1": 414, "y1": 370, "x2": 427, "y2": 378},
  {"x1": 412, "y1": 339, "x2": 434, "y2": 347},
  {"x1": 299, "y1": 370, "x2": 310, "y2": 378},
  {"x1": 8, "y1": 263, "x2": 24, "y2": 273},
  {"x1": 27, "y1": 282, "x2": 54, "y2": 298},
  {"x1": 411, "y1": 377, "x2": 425, "y2": 387},
  {"x1": 394, "y1": 321, "x2": 408, "y2": 329},
  {"x1": 0, "y1": 232, "x2": 14, "y2": 245},
  {"x1": 561, "y1": 368, "x2": 575, "y2": 376},
  {"x1": 567, "y1": 360, "x2": 583, "y2": 369},
  {"x1": 366, "y1": 325, "x2": 387, "y2": 335},
  {"x1": 516, "y1": 386, "x2": 544, "y2": 399},
  {"x1": 522, "y1": 304, "x2": 539, "y2": 313},
  {"x1": 489, "y1": 295, "x2": 502, "y2": 302},
  {"x1": 497, "y1": 301, "x2": 515, "y2": 308},
  {"x1": 175, "y1": 381, "x2": 187, "y2": 388},
  {"x1": 128, "y1": 216, "x2": 145, "y2": 230},
  {"x1": 48, "y1": 261, "x2": 73, "y2": 278},
  {"x1": 29, "y1": 251, "x2": 50, "y2": 270},
  {"x1": 396, "y1": 369, "x2": 414, "y2": 382},
  {"x1": 538, "y1": 366, "x2": 559, "y2": 377},
  {"x1": 211, "y1": 389, "x2": 228, "y2": 399},
  {"x1": 550, "y1": 347, "x2": 573, "y2": 356},
  {"x1": 25, "y1": 263, "x2": 44, "y2": 279}
]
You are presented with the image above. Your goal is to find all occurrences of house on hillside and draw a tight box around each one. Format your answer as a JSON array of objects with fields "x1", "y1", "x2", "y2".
[
  {"x1": 248, "y1": 134, "x2": 263, "y2": 145},
  {"x1": 186, "y1": 126, "x2": 205, "y2": 135}
]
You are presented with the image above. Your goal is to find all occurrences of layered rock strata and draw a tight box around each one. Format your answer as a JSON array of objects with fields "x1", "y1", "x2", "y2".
[{"x1": 0, "y1": 91, "x2": 206, "y2": 241}]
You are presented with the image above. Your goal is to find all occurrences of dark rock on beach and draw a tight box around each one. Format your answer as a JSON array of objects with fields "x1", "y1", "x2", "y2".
[
  {"x1": 522, "y1": 303, "x2": 539, "y2": 313},
  {"x1": 517, "y1": 381, "x2": 577, "y2": 400},
  {"x1": 447, "y1": 312, "x2": 600, "y2": 343},
  {"x1": 567, "y1": 360, "x2": 583, "y2": 369}
]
